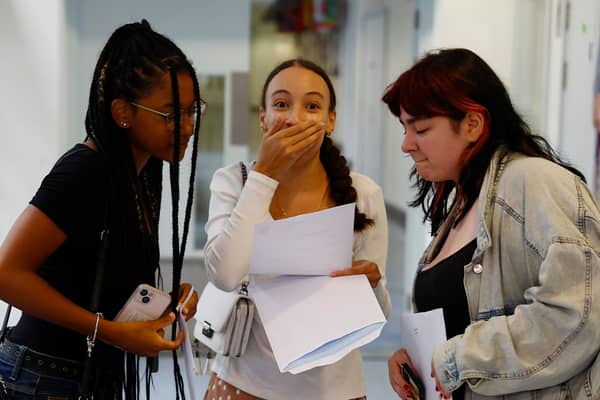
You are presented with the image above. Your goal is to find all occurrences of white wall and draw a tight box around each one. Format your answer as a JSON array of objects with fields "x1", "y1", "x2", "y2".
[
  {"x1": 0, "y1": 0, "x2": 67, "y2": 239},
  {"x1": 559, "y1": 0, "x2": 600, "y2": 182},
  {"x1": 338, "y1": 0, "x2": 384, "y2": 170},
  {"x1": 0, "y1": 0, "x2": 69, "y2": 323},
  {"x1": 338, "y1": 0, "x2": 415, "y2": 210},
  {"x1": 419, "y1": 0, "x2": 549, "y2": 132},
  {"x1": 380, "y1": 0, "x2": 416, "y2": 211}
]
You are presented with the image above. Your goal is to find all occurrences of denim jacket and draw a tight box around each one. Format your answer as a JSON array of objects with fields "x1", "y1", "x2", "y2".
[{"x1": 426, "y1": 149, "x2": 600, "y2": 399}]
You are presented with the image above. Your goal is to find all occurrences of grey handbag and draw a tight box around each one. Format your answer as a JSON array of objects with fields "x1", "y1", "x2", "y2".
[{"x1": 193, "y1": 280, "x2": 254, "y2": 357}]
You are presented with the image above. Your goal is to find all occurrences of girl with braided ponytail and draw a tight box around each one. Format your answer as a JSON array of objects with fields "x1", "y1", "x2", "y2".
[
  {"x1": 0, "y1": 20, "x2": 201, "y2": 399},
  {"x1": 203, "y1": 58, "x2": 391, "y2": 399}
]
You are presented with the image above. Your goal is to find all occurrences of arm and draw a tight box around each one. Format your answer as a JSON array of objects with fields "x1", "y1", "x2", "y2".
[
  {"x1": 203, "y1": 166, "x2": 278, "y2": 291},
  {"x1": 349, "y1": 180, "x2": 392, "y2": 317},
  {"x1": 432, "y1": 168, "x2": 600, "y2": 395},
  {"x1": 594, "y1": 40, "x2": 600, "y2": 130},
  {"x1": 0, "y1": 206, "x2": 182, "y2": 357},
  {"x1": 389, "y1": 348, "x2": 424, "y2": 399},
  {"x1": 594, "y1": 93, "x2": 600, "y2": 132},
  {"x1": 204, "y1": 120, "x2": 326, "y2": 290}
]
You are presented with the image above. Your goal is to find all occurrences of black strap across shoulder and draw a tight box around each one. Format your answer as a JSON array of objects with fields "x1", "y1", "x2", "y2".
[{"x1": 239, "y1": 161, "x2": 248, "y2": 185}]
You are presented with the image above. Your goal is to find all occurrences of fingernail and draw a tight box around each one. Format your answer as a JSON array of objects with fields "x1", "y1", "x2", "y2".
[{"x1": 403, "y1": 384, "x2": 410, "y2": 390}]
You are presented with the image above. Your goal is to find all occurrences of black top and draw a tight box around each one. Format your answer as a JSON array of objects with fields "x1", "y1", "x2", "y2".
[
  {"x1": 9, "y1": 144, "x2": 158, "y2": 366},
  {"x1": 414, "y1": 238, "x2": 476, "y2": 400}
]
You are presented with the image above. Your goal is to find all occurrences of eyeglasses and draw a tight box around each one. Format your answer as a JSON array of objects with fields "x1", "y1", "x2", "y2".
[{"x1": 129, "y1": 99, "x2": 207, "y2": 125}]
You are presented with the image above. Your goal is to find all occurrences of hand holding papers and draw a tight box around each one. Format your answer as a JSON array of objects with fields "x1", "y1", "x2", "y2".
[
  {"x1": 247, "y1": 203, "x2": 386, "y2": 374},
  {"x1": 249, "y1": 203, "x2": 355, "y2": 275},
  {"x1": 398, "y1": 309, "x2": 451, "y2": 400}
]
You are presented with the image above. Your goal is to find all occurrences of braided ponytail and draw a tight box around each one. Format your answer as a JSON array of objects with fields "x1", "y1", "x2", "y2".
[{"x1": 320, "y1": 136, "x2": 373, "y2": 231}]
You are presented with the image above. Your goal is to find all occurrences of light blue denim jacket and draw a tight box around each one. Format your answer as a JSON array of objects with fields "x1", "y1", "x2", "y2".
[{"x1": 425, "y1": 150, "x2": 600, "y2": 399}]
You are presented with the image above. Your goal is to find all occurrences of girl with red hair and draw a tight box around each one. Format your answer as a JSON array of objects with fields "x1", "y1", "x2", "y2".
[{"x1": 384, "y1": 48, "x2": 600, "y2": 400}]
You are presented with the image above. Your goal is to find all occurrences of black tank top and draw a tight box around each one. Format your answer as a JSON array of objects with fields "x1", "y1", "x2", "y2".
[{"x1": 414, "y1": 238, "x2": 476, "y2": 400}]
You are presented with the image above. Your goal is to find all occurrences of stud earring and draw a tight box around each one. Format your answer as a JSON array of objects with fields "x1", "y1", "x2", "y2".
[{"x1": 120, "y1": 121, "x2": 128, "y2": 128}]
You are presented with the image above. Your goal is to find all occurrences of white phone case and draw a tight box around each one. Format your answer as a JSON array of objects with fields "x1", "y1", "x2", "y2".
[{"x1": 114, "y1": 283, "x2": 171, "y2": 322}]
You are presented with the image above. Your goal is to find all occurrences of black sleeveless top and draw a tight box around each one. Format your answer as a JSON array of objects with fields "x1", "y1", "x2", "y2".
[{"x1": 414, "y1": 239, "x2": 476, "y2": 400}]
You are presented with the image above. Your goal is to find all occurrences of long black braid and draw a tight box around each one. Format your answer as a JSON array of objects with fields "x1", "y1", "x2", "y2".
[
  {"x1": 261, "y1": 58, "x2": 373, "y2": 231},
  {"x1": 166, "y1": 65, "x2": 201, "y2": 400},
  {"x1": 85, "y1": 19, "x2": 200, "y2": 399}
]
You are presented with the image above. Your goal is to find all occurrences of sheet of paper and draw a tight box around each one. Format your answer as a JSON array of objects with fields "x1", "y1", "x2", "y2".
[
  {"x1": 178, "y1": 313, "x2": 197, "y2": 400},
  {"x1": 177, "y1": 290, "x2": 197, "y2": 400},
  {"x1": 250, "y1": 203, "x2": 355, "y2": 275},
  {"x1": 398, "y1": 309, "x2": 451, "y2": 400},
  {"x1": 252, "y1": 274, "x2": 386, "y2": 374}
]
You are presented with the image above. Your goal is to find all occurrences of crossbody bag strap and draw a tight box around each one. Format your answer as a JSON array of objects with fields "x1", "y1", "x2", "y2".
[
  {"x1": 0, "y1": 306, "x2": 11, "y2": 344},
  {"x1": 239, "y1": 161, "x2": 250, "y2": 291},
  {"x1": 79, "y1": 173, "x2": 111, "y2": 399},
  {"x1": 239, "y1": 161, "x2": 248, "y2": 185}
]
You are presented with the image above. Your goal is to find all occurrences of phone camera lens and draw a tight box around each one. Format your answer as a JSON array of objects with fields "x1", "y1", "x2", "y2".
[
  {"x1": 140, "y1": 289, "x2": 148, "y2": 296},
  {"x1": 142, "y1": 296, "x2": 150, "y2": 304}
]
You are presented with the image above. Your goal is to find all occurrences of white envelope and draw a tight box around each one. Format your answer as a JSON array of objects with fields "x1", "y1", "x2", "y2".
[{"x1": 252, "y1": 275, "x2": 386, "y2": 374}]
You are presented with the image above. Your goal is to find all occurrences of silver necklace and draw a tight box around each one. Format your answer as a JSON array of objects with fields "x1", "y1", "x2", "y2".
[{"x1": 275, "y1": 183, "x2": 330, "y2": 218}]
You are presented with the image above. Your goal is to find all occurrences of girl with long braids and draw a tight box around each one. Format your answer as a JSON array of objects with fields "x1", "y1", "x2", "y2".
[
  {"x1": 202, "y1": 59, "x2": 391, "y2": 399},
  {"x1": 0, "y1": 20, "x2": 200, "y2": 399}
]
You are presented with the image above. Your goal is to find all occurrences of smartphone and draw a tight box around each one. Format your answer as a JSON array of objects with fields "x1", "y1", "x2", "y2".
[
  {"x1": 114, "y1": 283, "x2": 171, "y2": 322},
  {"x1": 401, "y1": 363, "x2": 425, "y2": 400}
]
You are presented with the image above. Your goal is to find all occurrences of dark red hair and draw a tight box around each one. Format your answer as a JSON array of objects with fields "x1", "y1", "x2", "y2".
[{"x1": 383, "y1": 48, "x2": 583, "y2": 233}]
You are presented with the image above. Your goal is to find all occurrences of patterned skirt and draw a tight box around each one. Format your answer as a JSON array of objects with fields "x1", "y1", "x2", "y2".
[{"x1": 203, "y1": 373, "x2": 367, "y2": 400}]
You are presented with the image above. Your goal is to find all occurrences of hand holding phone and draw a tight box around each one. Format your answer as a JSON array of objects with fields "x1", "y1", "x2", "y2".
[
  {"x1": 114, "y1": 284, "x2": 171, "y2": 322},
  {"x1": 401, "y1": 363, "x2": 425, "y2": 400}
]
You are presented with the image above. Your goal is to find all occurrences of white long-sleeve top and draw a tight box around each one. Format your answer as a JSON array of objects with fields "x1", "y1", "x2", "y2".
[{"x1": 203, "y1": 162, "x2": 391, "y2": 400}]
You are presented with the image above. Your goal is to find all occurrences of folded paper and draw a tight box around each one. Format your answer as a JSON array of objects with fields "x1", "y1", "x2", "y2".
[
  {"x1": 250, "y1": 203, "x2": 355, "y2": 275},
  {"x1": 252, "y1": 275, "x2": 386, "y2": 374}
]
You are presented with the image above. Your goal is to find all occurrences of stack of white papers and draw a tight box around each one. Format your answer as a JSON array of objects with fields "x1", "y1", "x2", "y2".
[{"x1": 248, "y1": 203, "x2": 386, "y2": 374}]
